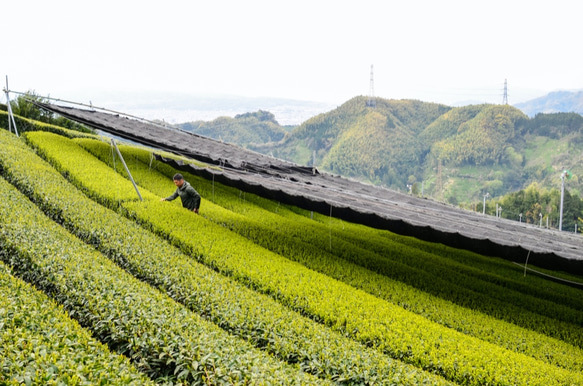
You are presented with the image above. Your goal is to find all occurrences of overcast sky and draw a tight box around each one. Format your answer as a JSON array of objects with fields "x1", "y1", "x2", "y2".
[{"x1": 3, "y1": 0, "x2": 582, "y2": 110}]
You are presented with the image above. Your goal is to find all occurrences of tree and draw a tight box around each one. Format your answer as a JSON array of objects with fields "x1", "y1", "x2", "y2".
[
  {"x1": 10, "y1": 91, "x2": 52, "y2": 122},
  {"x1": 9, "y1": 91, "x2": 91, "y2": 133}
]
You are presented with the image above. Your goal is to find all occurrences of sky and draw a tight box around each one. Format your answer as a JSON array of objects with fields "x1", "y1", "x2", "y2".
[{"x1": 3, "y1": 0, "x2": 582, "y2": 118}]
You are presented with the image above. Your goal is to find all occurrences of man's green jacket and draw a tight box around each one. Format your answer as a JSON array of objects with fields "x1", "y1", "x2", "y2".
[{"x1": 165, "y1": 181, "x2": 201, "y2": 211}]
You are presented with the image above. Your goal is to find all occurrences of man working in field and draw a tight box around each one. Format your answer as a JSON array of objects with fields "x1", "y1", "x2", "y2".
[{"x1": 160, "y1": 173, "x2": 201, "y2": 214}]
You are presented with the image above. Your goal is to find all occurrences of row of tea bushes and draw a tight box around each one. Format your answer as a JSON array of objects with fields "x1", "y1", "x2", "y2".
[
  {"x1": 95, "y1": 137, "x2": 583, "y2": 320},
  {"x1": 76, "y1": 137, "x2": 583, "y2": 372},
  {"x1": 26, "y1": 131, "x2": 583, "y2": 384},
  {"x1": 0, "y1": 163, "x2": 319, "y2": 383},
  {"x1": 0, "y1": 261, "x2": 152, "y2": 385},
  {"x1": 196, "y1": 177, "x2": 583, "y2": 333},
  {"x1": 0, "y1": 130, "x2": 452, "y2": 384},
  {"x1": 0, "y1": 111, "x2": 95, "y2": 139},
  {"x1": 312, "y1": 210, "x2": 583, "y2": 311}
]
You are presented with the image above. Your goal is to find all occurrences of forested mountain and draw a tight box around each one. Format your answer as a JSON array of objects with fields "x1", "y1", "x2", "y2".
[
  {"x1": 255, "y1": 97, "x2": 451, "y2": 188},
  {"x1": 179, "y1": 96, "x2": 583, "y2": 209},
  {"x1": 178, "y1": 110, "x2": 291, "y2": 146}
]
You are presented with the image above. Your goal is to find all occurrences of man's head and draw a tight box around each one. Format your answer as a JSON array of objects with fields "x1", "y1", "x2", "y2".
[{"x1": 173, "y1": 173, "x2": 184, "y2": 187}]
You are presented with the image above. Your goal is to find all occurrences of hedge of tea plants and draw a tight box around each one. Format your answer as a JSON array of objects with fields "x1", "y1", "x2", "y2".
[
  {"x1": 21, "y1": 130, "x2": 583, "y2": 385},
  {"x1": 0, "y1": 155, "x2": 321, "y2": 384},
  {"x1": 0, "y1": 125, "x2": 452, "y2": 384},
  {"x1": 0, "y1": 260, "x2": 152, "y2": 385},
  {"x1": 75, "y1": 137, "x2": 583, "y2": 371}
]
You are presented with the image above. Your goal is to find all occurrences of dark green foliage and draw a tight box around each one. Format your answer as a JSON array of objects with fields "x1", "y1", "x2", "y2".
[
  {"x1": 251, "y1": 98, "x2": 533, "y2": 194},
  {"x1": 524, "y1": 112, "x2": 583, "y2": 139},
  {"x1": 419, "y1": 104, "x2": 485, "y2": 146},
  {"x1": 427, "y1": 105, "x2": 528, "y2": 166},
  {"x1": 497, "y1": 182, "x2": 583, "y2": 232}
]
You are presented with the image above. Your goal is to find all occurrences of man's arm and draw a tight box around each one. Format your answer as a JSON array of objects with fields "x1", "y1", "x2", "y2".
[{"x1": 162, "y1": 189, "x2": 179, "y2": 202}]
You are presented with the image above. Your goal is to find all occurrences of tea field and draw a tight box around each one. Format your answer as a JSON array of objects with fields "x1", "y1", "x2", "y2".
[{"x1": 1, "y1": 113, "x2": 583, "y2": 385}]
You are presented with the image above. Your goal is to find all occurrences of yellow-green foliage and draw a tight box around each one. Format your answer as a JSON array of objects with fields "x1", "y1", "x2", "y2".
[
  {"x1": 27, "y1": 131, "x2": 583, "y2": 385},
  {"x1": 24, "y1": 131, "x2": 159, "y2": 206},
  {"x1": 89, "y1": 138, "x2": 583, "y2": 371},
  {"x1": 0, "y1": 261, "x2": 152, "y2": 385},
  {"x1": 430, "y1": 105, "x2": 528, "y2": 165},
  {"x1": 0, "y1": 127, "x2": 450, "y2": 384},
  {"x1": 0, "y1": 110, "x2": 96, "y2": 139},
  {"x1": 0, "y1": 134, "x2": 321, "y2": 385}
]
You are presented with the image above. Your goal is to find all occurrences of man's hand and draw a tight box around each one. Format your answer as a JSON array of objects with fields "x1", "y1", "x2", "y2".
[
  {"x1": 193, "y1": 208, "x2": 199, "y2": 214},
  {"x1": 160, "y1": 198, "x2": 166, "y2": 202}
]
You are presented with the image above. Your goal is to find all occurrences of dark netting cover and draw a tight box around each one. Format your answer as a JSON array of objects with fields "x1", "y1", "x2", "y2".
[{"x1": 37, "y1": 102, "x2": 583, "y2": 278}]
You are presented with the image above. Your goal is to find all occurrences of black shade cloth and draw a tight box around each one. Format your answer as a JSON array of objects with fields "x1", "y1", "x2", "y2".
[{"x1": 37, "y1": 102, "x2": 583, "y2": 278}]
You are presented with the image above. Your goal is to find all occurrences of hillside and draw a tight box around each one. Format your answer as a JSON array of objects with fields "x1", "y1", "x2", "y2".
[
  {"x1": 247, "y1": 97, "x2": 583, "y2": 208},
  {"x1": 1, "y1": 117, "x2": 583, "y2": 385},
  {"x1": 10, "y1": 93, "x2": 583, "y2": 230},
  {"x1": 252, "y1": 97, "x2": 452, "y2": 186},
  {"x1": 178, "y1": 110, "x2": 291, "y2": 146}
]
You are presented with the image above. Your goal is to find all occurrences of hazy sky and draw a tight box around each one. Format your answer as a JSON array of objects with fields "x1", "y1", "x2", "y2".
[{"x1": 3, "y1": 0, "x2": 582, "y2": 109}]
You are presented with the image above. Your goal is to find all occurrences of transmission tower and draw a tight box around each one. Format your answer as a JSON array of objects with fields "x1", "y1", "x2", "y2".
[
  {"x1": 366, "y1": 64, "x2": 376, "y2": 108},
  {"x1": 502, "y1": 78, "x2": 508, "y2": 105}
]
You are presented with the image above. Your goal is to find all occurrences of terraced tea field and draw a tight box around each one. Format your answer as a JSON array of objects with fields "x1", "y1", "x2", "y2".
[{"x1": 1, "y1": 113, "x2": 583, "y2": 385}]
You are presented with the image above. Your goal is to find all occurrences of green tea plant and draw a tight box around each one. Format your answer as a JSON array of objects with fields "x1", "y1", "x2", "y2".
[
  {"x1": 0, "y1": 260, "x2": 152, "y2": 385},
  {"x1": 0, "y1": 127, "x2": 453, "y2": 384},
  {"x1": 0, "y1": 175, "x2": 320, "y2": 385},
  {"x1": 76, "y1": 137, "x2": 583, "y2": 369},
  {"x1": 0, "y1": 110, "x2": 96, "y2": 138},
  {"x1": 23, "y1": 130, "x2": 583, "y2": 385}
]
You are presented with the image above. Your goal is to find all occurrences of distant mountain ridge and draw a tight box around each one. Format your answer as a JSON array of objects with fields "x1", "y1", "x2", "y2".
[
  {"x1": 514, "y1": 90, "x2": 583, "y2": 117},
  {"x1": 82, "y1": 90, "x2": 334, "y2": 126}
]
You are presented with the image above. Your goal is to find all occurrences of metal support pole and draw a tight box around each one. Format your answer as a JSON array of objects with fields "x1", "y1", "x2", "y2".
[
  {"x1": 559, "y1": 173, "x2": 565, "y2": 231},
  {"x1": 4, "y1": 76, "x2": 19, "y2": 137},
  {"x1": 523, "y1": 250, "x2": 531, "y2": 277},
  {"x1": 111, "y1": 138, "x2": 142, "y2": 201},
  {"x1": 329, "y1": 204, "x2": 333, "y2": 252},
  {"x1": 483, "y1": 193, "x2": 489, "y2": 215}
]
